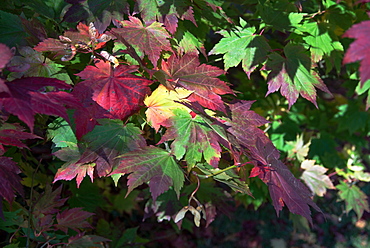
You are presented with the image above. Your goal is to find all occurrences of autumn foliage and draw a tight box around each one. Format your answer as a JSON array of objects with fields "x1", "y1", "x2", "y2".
[{"x1": 0, "y1": 0, "x2": 370, "y2": 247}]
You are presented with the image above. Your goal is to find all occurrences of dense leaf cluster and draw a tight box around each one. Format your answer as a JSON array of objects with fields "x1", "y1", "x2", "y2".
[{"x1": 0, "y1": 0, "x2": 369, "y2": 247}]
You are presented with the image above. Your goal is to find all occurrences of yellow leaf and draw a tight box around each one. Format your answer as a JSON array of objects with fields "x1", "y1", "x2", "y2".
[{"x1": 144, "y1": 84, "x2": 193, "y2": 131}]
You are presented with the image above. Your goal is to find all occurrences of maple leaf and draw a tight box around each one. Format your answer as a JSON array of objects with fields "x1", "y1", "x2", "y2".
[
  {"x1": 110, "y1": 16, "x2": 172, "y2": 66},
  {"x1": 159, "y1": 108, "x2": 223, "y2": 168},
  {"x1": 144, "y1": 84, "x2": 193, "y2": 131},
  {"x1": 300, "y1": 160, "x2": 335, "y2": 197},
  {"x1": 54, "y1": 120, "x2": 146, "y2": 187},
  {"x1": 32, "y1": 185, "x2": 68, "y2": 216},
  {"x1": 336, "y1": 181, "x2": 369, "y2": 219},
  {"x1": 286, "y1": 134, "x2": 311, "y2": 162},
  {"x1": 0, "y1": 77, "x2": 80, "y2": 132},
  {"x1": 0, "y1": 123, "x2": 40, "y2": 155},
  {"x1": 55, "y1": 208, "x2": 94, "y2": 233},
  {"x1": 160, "y1": 53, "x2": 234, "y2": 113},
  {"x1": 75, "y1": 60, "x2": 152, "y2": 121},
  {"x1": 0, "y1": 157, "x2": 24, "y2": 218},
  {"x1": 296, "y1": 22, "x2": 343, "y2": 63},
  {"x1": 7, "y1": 46, "x2": 70, "y2": 83},
  {"x1": 264, "y1": 44, "x2": 331, "y2": 108},
  {"x1": 0, "y1": 43, "x2": 13, "y2": 70},
  {"x1": 137, "y1": 0, "x2": 197, "y2": 34},
  {"x1": 343, "y1": 20, "x2": 370, "y2": 86},
  {"x1": 250, "y1": 139, "x2": 321, "y2": 225},
  {"x1": 209, "y1": 19, "x2": 271, "y2": 77},
  {"x1": 222, "y1": 100, "x2": 271, "y2": 162},
  {"x1": 110, "y1": 146, "x2": 184, "y2": 201}
]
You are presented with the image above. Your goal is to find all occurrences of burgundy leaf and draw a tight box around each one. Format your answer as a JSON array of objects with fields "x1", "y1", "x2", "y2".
[
  {"x1": 0, "y1": 77, "x2": 79, "y2": 132},
  {"x1": 224, "y1": 100, "x2": 271, "y2": 162},
  {"x1": 250, "y1": 139, "x2": 321, "y2": 225},
  {"x1": 32, "y1": 185, "x2": 68, "y2": 216},
  {"x1": 0, "y1": 157, "x2": 24, "y2": 218},
  {"x1": 55, "y1": 207, "x2": 94, "y2": 233},
  {"x1": 0, "y1": 123, "x2": 41, "y2": 155}
]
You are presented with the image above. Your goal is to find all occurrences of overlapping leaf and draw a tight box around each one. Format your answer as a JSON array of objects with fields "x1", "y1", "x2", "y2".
[
  {"x1": 34, "y1": 22, "x2": 111, "y2": 61},
  {"x1": 301, "y1": 160, "x2": 335, "y2": 197},
  {"x1": 222, "y1": 100, "x2": 271, "y2": 162},
  {"x1": 209, "y1": 19, "x2": 270, "y2": 77},
  {"x1": 264, "y1": 44, "x2": 331, "y2": 108},
  {"x1": 144, "y1": 84, "x2": 193, "y2": 131},
  {"x1": 296, "y1": 22, "x2": 343, "y2": 63},
  {"x1": 0, "y1": 123, "x2": 40, "y2": 155},
  {"x1": 55, "y1": 208, "x2": 94, "y2": 233},
  {"x1": 110, "y1": 146, "x2": 184, "y2": 200},
  {"x1": 161, "y1": 53, "x2": 234, "y2": 112},
  {"x1": 0, "y1": 43, "x2": 12, "y2": 70},
  {"x1": 7, "y1": 46, "x2": 70, "y2": 83},
  {"x1": 111, "y1": 16, "x2": 172, "y2": 66},
  {"x1": 0, "y1": 157, "x2": 24, "y2": 218},
  {"x1": 159, "y1": 108, "x2": 223, "y2": 168},
  {"x1": 75, "y1": 60, "x2": 152, "y2": 120},
  {"x1": 0, "y1": 77, "x2": 80, "y2": 132},
  {"x1": 54, "y1": 120, "x2": 146, "y2": 187},
  {"x1": 343, "y1": 20, "x2": 370, "y2": 85},
  {"x1": 250, "y1": 139, "x2": 321, "y2": 225},
  {"x1": 73, "y1": 60, "x2": 152, "y2": 137}
]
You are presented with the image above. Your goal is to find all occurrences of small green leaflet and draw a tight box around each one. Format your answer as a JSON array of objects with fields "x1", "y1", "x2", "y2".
[
  {"x1": 336, "y1": 181, "x2": 369, "y2": 219},
  {"x1": 159, "y1": 108, "x2": 222, "y2": 168},
  {"x1": 209, "y1": 18, "x2": 270, "y2": 77},
  {"x1": 111, "y1": 146, "x2": 184, "y2": 200}
]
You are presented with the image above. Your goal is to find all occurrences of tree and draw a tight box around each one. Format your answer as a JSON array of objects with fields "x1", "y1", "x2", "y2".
[{"x1": 0, "y1": 0, "x2": 369, "y2": 247}]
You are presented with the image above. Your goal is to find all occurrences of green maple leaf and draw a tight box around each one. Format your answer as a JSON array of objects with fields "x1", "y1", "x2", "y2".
[
  {"x1": 209, "y1": 18, "x2": 270, "y2": 77},
  {"x1": 294, "y1": 21, "x2": 343, "y2": 63},
  {"x1": 159, "y1": 108, "x2": 223, "y2": 168},
  {"x1": 265, "y1": 44, "x2": 331, "y2": 108},
  {"x1": 336, "y1": 181, "x2": 370, "y2": 219},
  {"x1": 111, "y1": 146, "x2": 184, "y2": 200}
]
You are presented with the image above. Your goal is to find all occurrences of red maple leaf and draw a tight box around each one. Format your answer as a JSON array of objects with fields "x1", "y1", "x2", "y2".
[
  {"x1": 110, "y1": 16, "x2": 172, "y2": 66},
  {"x1": 343, "y1": 20, "x2": 370, "y2": 86},
  {"x1": 75, "y1": 60, "x2": 152, "y2": 119},
  {"x1": 0, "y1": 123, "x2": 41, "y2": 155},
  {"x1": 161, "y1": 53, "x2": 234, "y2": 113},
  {"x1": 250, "y1": 139, "x2": 321, "y2": 225},
  {"x1": 0, "y1": 157, "x2": 24, "y2": 218},
  {"x1": 0, "y1": 77, "x2": 80, "y2": 132}
]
